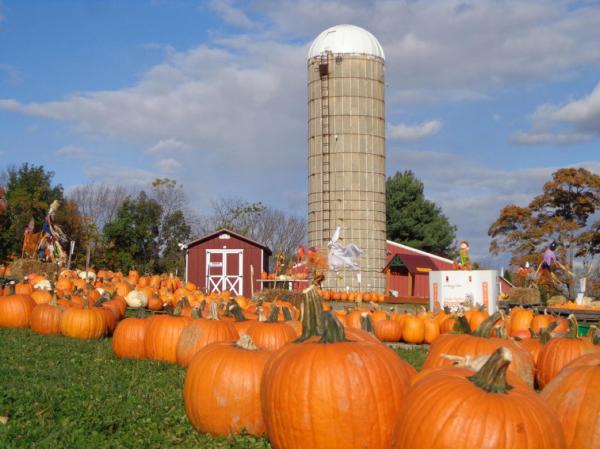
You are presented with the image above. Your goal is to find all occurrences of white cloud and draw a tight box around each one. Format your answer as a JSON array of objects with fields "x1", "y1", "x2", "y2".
[
  {"x1": 147, "y1": 138, "x2": 189, "y2": 154},
  {"x1": 261, "y1": 0, "x2": 600, "y2": 102},
  {"x1": 84, "y1": 166, "x2": 156, "y2": 186},
  {"x1": 155, "y1": 158, "x2": 182, "y2": 173},
  {"x1": 510, "y1": 131, "x2": 594, "y2": 145},
  {"x1": 209, "y1": 0, "x2": 259, "y2": 29},
  {"x1": 56, "y1": 145, "x2": 87, "y2": 158},
  {"x1": 511, "y1": 81, "x2": 600, "y2": 145},
  {"x1": 388, "y1": 120, "x2": 442, "y2": 141}
]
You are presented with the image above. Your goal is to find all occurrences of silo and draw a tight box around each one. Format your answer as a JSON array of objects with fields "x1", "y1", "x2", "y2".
[{"x1": 307, "y1": 24, "x2": 386, "y2": 292}]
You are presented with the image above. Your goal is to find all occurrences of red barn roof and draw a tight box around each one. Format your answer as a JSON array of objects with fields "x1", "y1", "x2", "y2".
[{"x1": 186, "y1": 228, "x2": 272, "y2": 254}]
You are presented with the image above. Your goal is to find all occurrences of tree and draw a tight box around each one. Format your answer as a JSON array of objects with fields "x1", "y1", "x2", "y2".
[
  {"x1": 489, "y1": 168, "x2": 600, "y2": 297},
  {"x1": 68, "y1": 184, "x2": 130, "y2": 231},
  {"x1": 102, "y1": 192, "x2": 162, "y2": 273},
  {"x1": 158, "y1": 210, "x2": 191, "y2": 274},
  {"x1": 206, "y1": 196, "x2": 307, "y2": 266},
  {"x1": 0, "y1": 164, "x2": 64, "y2": 261},
  {"x1": 386, "y1": 171, "x2": 456, "y2": 257}
]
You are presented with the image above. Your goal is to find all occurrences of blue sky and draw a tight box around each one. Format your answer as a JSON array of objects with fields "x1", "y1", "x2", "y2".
[{"x1": 1, "y1": 0, "x2": 599, "y2": 265}]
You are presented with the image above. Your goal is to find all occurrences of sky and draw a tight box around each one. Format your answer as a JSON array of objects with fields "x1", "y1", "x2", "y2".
[{"x1": 1, "y1": 0, "x2": 599, "y2": 267}]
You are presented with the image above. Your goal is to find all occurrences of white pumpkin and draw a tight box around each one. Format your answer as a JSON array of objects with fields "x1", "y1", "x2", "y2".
[
  {"x1": 78, "y1": 270, "x2": 97, "y2": 282},
  {"x1": 34, "y1": 279, "x2": 53, "y2": 291},
  {"x1": 125, "y1": 290, "x2": 148, "y2": 308}
]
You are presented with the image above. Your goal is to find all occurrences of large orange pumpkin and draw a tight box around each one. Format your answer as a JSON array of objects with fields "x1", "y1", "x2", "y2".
[
  {"x1": 0, "y1": 284, "x2": 35, "y2": 328},
  {"x1": 540, "y1": 356, "x2": 600, "y2": 449},
  {"x1": 30, "y1": 296, "x2": 63, "y2": 335},
  {"x1": 535, "y1": 315, "x2": 597, "y2": 389},
  {"x1": 184, "y1": 335, "x2": 271, "y2": 436},
  {"x1": 423, "y1": 312, "x2": 535, "y2": 387},
  {"x1": 373, "y1": 316, "x2": 402, "y2": 342},
  {"x1": 245, "y1": 306, "x2": 296, "y2": 351},
  {"x1": 112, "y1": 317, "x2": 150, "y2": 359},
  {"x1": 144, "y1": 314, "x2": 192, "y2": 363},
  {"x1": 394, "y1": 347, "x2": 566, "y2": 449},
  {"x1": 59, "y1": 305, "x2": 106, "y2": 339},
  {"x1": 262, "y1": 312, "x2": 414, "y2": 449}
]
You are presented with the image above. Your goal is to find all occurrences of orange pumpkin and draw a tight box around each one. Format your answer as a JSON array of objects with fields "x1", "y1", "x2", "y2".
[
  {"x1": 535, "y1": 315, "x2": 597, "y2": 389},
  {"x1": 0, "y1": 284, "x2": 35, "y2": 328},
  {"x1": 423, "y1": 312, "x2": 535, "y2": 387},
  {"x1": 176, "y1": 304, "x2": 239, "y2": 367},
  {"x1": 262, "y1": 312, "x2": 414, "y2": 449},
  {"x1": 245, "y1": 306, "x2": 296, "y2": 351},
  {"x1": 402, "y1": 315, "x2": 425, "y2": 344},
  {"x1": 112, "y1": 317, "x2": 150, "y2": 359},
  {"x1": 30, "y1": 296, "x2": 63, "y2": 335},
  {"x1": 144, "y1": 314, "x2": 192, "y2": 363},
  {"x1": 394, "y1": 347, "x2": 565, "y2": 449},
  {"x1": 59, "y1": 304, "x2": 106, "y2": 339},
  {"x1": 184, "y1": 335, "x2": 271, "y2": 436},
  {"x1": 541, "y1": 355, "x2": 600, "y2": 449}
]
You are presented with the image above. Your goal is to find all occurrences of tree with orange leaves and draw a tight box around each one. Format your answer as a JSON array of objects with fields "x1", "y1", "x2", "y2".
[{"x1": 488, "y1": 168, "x2": 600, "y2": 298}]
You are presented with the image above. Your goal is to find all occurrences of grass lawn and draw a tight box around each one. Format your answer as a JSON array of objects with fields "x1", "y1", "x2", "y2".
[{"x1": 0, "y1": 329, "x2": 427, "y2": 449}]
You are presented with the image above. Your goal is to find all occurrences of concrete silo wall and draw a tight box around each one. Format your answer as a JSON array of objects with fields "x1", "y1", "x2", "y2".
[{"x1": 307, "y1": 53, "x2": 386, "y2": 292}]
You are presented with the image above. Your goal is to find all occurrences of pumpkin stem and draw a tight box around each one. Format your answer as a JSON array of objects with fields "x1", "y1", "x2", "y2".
[
  {"x1": 472, "y1": 311, "x2": 503, "y2": 338},
  {"x1": 297, "y1": 284, "x2": 324, "y2": 342},
  {"x1": 267, "y1": 305, "x2": 280, "y2": 323},
  {"x1": 360, "y1": 312, "x2": 375, "y2": 333},
  {"x1": 49, "y1": 291, "x2": 58, "y2": 307},
  {"x1": 257, "y1": 306, "x2": 267, "y2": 322},
  {"x1": 8, "y1": 281, "x2": 16, "y2": 295},
  {"x1": 494, "y1": 325, "x2": 508, "y2": 339},
  {"x1": 228, "y1": 302, "x2": 247, "y2": 322},
  {"x1": 282, "y1": 307, "x2": 294, "y2": 321},
  {"x1": 587, "y1": 325, "x2": 598, "y2": 345},
  {"x1": 539, "y1": 321, "x2": 558, "y2": 344},
  {"x1": 235, "y1": 334, "x2": 259, "y2": 351},
  {"x1": 566, "y1": 314, "x2": 579, "y2": 338},
  {"x1": 136, "y1": 308, "x2": 147, "y2": 318},
  {"x1": 452, "y1": 313, "x2": 471, "y2": 334},
  {"x1": 467, "y1": 347, "x2": 514, "y2": 394},
  {"x1": 207, "y1": 301, "x2": 219, "y2": 320},
  {"x1": 191, "y1": 307, "x2": 202, "y2": 319},
  {"x1": 319, "y1": 311, "x2": 349, "y2": 344}
]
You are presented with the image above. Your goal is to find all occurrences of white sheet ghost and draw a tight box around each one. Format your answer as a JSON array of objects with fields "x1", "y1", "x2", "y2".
[{"x1": 327, "y1": 227, "x2": 363, "y2": 271}]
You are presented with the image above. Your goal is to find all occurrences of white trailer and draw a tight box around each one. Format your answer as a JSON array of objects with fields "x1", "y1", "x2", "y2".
[{"x1": 429, "y1": 270, "x2": 499, "y2": 314}]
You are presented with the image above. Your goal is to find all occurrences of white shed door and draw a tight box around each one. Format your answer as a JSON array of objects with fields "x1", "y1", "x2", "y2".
[{"x1": 205, "y1": 249, "x2": 243, "y2": 296}]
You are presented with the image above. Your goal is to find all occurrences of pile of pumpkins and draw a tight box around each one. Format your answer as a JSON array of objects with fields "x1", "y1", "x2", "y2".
[
  {"x1": 1, "y1": 269, "x2": 600, "y2": 449},
  {"x1": 320, "y1": 289, "x2": 386, "y2": 302}
]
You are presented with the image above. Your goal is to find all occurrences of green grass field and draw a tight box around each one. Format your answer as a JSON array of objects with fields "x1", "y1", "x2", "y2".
[{"x1": 0, "y1": 329, "x2": 427, "y2": 449}]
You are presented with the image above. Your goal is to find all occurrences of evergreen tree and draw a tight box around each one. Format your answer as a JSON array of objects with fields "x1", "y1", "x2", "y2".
[{"x1": 386, "y1": 171, "x2": 456, "y2": 257}]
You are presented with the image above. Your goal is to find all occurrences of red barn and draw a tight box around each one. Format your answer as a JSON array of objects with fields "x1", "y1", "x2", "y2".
[
  {"x1": 184, "y1": 228, "x2": 271, "y2": 298},
  {"x1": 384, "y1": 241, "x2": 455, "y2": 298},
  {"x1": 384, "y1": 241, "x2": 514, "y2": 299}
]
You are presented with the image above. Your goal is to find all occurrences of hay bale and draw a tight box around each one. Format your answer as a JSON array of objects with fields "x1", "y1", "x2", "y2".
[
  {"x1": 252, "y1": 288, "x2": 306, "y2": 308},
  {"x1": 507, "y1": 287, "x2": 540, "y2": 305},
  {"x1": 547, "y1": 295, "x2": 567, "y2": 306},
  {"x1": 6, "y1": 259, "x2": 59, "y2": 280}
]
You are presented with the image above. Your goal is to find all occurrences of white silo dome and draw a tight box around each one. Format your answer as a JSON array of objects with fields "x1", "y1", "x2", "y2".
[{"x1": 307, "y1": 24, "x2": 385, "y2": 60}]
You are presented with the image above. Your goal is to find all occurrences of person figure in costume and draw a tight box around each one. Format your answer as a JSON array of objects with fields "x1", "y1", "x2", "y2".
[
  {"x1": 535, "y1": 242, "x2": 569, "y2": 287},
  {"x1": 458, "y1": 240, "x2": 472, "y2": 270}
]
